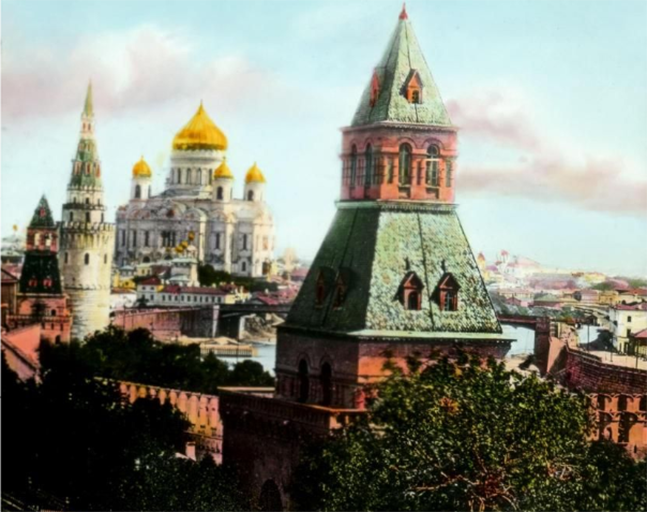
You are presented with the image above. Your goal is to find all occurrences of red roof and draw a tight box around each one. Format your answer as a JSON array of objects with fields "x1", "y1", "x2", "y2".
[
  {"x1": 615, "y1": 303, "x2": 647, "y2": 311},
  {"x1": 633, "y1": 328, "x2": 647, "y2": 339},
  {"x1": 139, "y1": 276, "x2": 161, "y2": 285},
  {"x1": 1, "y1": 268, "x2": 18, "y2": 283},
  {"x1": 160, "y1": 285, "x2": 226, "y2": 296}
]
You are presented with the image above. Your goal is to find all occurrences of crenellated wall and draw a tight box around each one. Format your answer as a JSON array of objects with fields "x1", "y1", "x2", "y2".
[{"x1": 119, "y1": 381, "x2": 222, "y2": 462}]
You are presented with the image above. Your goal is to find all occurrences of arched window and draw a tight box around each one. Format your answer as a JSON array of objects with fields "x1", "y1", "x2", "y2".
[
  {"x1": 84, "y1": 253, "x2": 90, "y2": 265},
  {"x1": 148, "y1": 186, "x2": 152, "y2": 197},
  {"x1": 298, "y1": 359, "x2": 309, "y2": 403},
  {"x1": 365, "y1": 144, "x2": 374, "y2": 186},
  {"x1": 101, "y1": 213, "x2": 104, "y2": 222},
  {"x1": 426, "y1": 145, "x2": 440, "y2": 186},
  {"x1": 247, "y1": 190, "x2": 254, "y2": 201},
  {"x1": 186, "y1": 168, "x2": 192, "y2": 184},
  {"x1": 321, "y1": 362, "x2": 332, "y2": 406},
  {"x1": 260, "y1": 480, "x2": 283, "y2": 512},
  {"x1": 104, "y1": 254, "x2": 108, "y2": 264},
  {"x1": 197, "y1": 169, "x2": 202, "y2": 185},
  {"x1": 242, "y1": 234, "x2": 248, "y2": 251},
  {"x1": 69, "y1": 212, "x2": 74, "y2": 222},
  {"x1": 64, "y1": 252, "x2": 68, "y2": 264},
  {"x1": 350, "y1": 145, "x2": 357, "y2": 187},
  {"x1": 445, "y1": 160, "x2": 453, "y2": 187},
  {"x1": 85, "y1": 212, "x2": 91, "y2": 223},
  {"x1": 408, "y1": 290, "x2": 420, "y2": 310},
  {"x1": 73, "y1": 197, "x2": 77, "y2": 204},
  {"x1": 85, "y1": 197, "x2": 90, "y2": 204},
  {"x1": 51, "y1": 309, "x2": 56, "y2": 316},
  {"x1": 217, "y1": 187, "x2": 224, "y2": 200},
  {"x1": 241, "y1": 261, "x2": 247, "y2": 272},
  {"x1": 135, "y1": 185, "x2": 141, "y2": 199},
  {"x1": 399, "y1": 143, "x2": 412, "y2": 185},
  {"x1": 177, "y1": 168, "x2": 182, "y2": 184}
]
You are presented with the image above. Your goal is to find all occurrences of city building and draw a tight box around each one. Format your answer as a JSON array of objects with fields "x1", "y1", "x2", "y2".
[
  {"x1": 58, "y1": 84, "x2": 115, "y2": 339},
  {"x1": 114, "y1": 103, "x2": 275, "y2": 277},
  {"x1": 1, "y1": 268, "x2": 18, "y2": 327},
  {"x1": 135, "y1": 277, "x2": 247, "y2": 307},
  {"x1": 7, "y1": 197, "x2": 72, "y2": 343},
  {"x1": 609, "y1": 303, "x2": 647, "y2": 353},
  {"x1": 220, "y1": 7, "x2": 511, "y2": 507}
]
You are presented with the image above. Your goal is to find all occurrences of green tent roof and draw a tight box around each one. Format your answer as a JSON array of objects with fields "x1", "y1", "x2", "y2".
[
  {"x1": 286, "y1": 203, "x2": 501, "y2": 336},
  {"x1": 351, "y1": 11, "x2": 452, "y2": 127},
  {"x1": 29, "y1": 196, "x2": 56, "y2": 229}
]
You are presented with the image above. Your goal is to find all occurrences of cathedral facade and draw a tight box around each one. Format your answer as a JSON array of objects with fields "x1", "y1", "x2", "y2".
[{"x1": 115, "y1": 104, "x2": 275, "y2": 277}]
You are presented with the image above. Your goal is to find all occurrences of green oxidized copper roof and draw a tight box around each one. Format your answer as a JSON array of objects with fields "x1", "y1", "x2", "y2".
[
  {"x1": 83, "y1": 82, "x2": 93, "y2": 117},
  {"x1": 29, "y1": 196, "x2": 56, "y2": 229},
  {"x1": 351, "y1": 12, "x2": 452, "y2": 127},
  {"x1": 286, "y1": 203, "x2": 501, "y2": 336}
]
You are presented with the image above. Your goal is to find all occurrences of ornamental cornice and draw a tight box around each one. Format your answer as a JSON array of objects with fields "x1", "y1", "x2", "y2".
[{"x1": 335, "y1": 200, "x2": 457, "y2": 213}]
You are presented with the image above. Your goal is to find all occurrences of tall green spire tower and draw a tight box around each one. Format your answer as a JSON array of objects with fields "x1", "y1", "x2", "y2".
[{"x1": 58, "y1": 83, "x2": 115, "y2": 340}]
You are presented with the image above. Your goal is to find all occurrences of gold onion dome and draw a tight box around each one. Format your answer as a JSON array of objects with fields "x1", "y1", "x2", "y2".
[
  {"x1": 245, "y1": 162, "x2": 266, "y2": 184},
  {"x1": 214, "y1": 159, "x2": 234, "y2": 179},
  {"x1": 132, "y1": 156, "x2": 152, "y2": 177},
  {"x1": 172, "y1": 102, "x2": 228, "y2": 151}
]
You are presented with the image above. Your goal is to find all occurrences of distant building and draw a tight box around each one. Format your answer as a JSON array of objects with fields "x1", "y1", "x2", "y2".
[
  {"x1": 610, "y1": 304, "x2": 647, "y2": 353},
  {"x1": 1, "y1": 268, "x2": 18, "y2": 327},
  {"x1": 135, "y1": 279, "x2": 246, "y2": 307},
  {"x1": 7, "y1": 197, "x2": 72, "y2": 343},
  {"x1": 115, "y1": 104, "x2": 275, "y2": 277}
]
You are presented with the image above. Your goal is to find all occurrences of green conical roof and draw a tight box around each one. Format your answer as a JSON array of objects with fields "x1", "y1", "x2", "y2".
[
  {"x1": 83, "y1": 82, "x2": 93, "y2": 117},
  {"x1": 351, "y1": 8, "x2": 452, "y2": 127},
  {"x1": 29, "y1": 195, "x2": 56, "y2": 229}
]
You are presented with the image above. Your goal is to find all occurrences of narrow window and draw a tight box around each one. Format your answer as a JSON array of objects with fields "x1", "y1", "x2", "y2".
[
  {"x1": 104, "y1": 254, "x2": 107, "y2": 264},
  {"x1": 101, "y1": 213, "x2": 104, "y2": 222},
  {"x1": 144, "y1": 231, "x2": 150, "y2": 247},
  {"x1": 132, "y1": 230, "x2": 137, "y2": 247},
  {"x1": 399, "y1": 143, "x2": 412, "y2": 185},
  {"x1": 426, "y1": 145, "x2": 440, "y2": 186},
  {"x1": 445, "y1": 160, "x2": 453, "y2": 187},
  {"x1": 197, "y1": 169, "x2": 202, "y2": 185},
  {"x1": 321, "y1": 363, "x2": 332, "y2": 406},
  {"x1": 350, "y1": 145, "x2": 358, "y2": 187},
  {"x1": 148, "y1": 186, "x2": 151, "y2": 197},
  {"x1": 242, "y1": 234, "x2": 248, "y2": 251},
  {"x1": 64, "y1": 252, "x2": 68, "y2": 264},
  {"x1": 215, "y1": 233, "x2": 221, "y2": 250},
  {"x1": 217, "y1": 187, "x2": 224, "y2": 200},
  {"x1": 121, "y1": 230, "x2": 126, "y2": 247},
  {"x1": 70, "y1": 212, "x2": 74, "y2": 222},
  {"x1": 298, "y1": 360, "x2": 309, "y2": 403},
  {"x1": 411, "y1": 89, "x2": 420, "y2": 104},
  {"x1": 408, "y1": 290, "x2": 420, "y2": 310},
  {"x1": 241, "y1": 261, "x2": 247, "y2": 272},
  {"x1": 85, "y1": 212, "x2": 91, "y2": 223},
  {"x1": 135, "y1": 185, "x2": 141, "y2": 199},
  {"x1": 84, "y1": 253, "x2": 90, "y2": 265},
  {"x1": 51, "y1": 309, "x2": 56, "y2": 316},
  {"x1": 177, "y1": 168, "x2": 182, "y2": 184},
  {"x1": 247, "y1": 190, "x2": 254, "y2": 201},
  {"x1": 85, "y1": 198, "x2": 90, "y2": 205},
  {"x1": 365, "y1": 144, "x2": 374, "y2": 186}
]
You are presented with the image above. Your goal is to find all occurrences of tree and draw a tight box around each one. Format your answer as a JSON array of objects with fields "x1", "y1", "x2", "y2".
[{"x1": 294, "y1": 354, "x2": 647, "y2": 511}]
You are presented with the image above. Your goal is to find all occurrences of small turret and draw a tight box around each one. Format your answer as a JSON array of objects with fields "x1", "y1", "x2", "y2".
[
  {"x1": 131, "y1": 156, "x2": 152, "y2": 200},
  {"x1": 213, "y1": 158, "x2": 234, "y2": 202},
  {"x1": 244, "y1": 162, "x2": 266, "y2": 202}
]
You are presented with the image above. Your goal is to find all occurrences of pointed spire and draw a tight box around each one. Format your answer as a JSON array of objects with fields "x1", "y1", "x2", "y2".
[
  {"x1": 83, "y1": 81, "x2": 94, "y2": 117},
  {"x1": 399, "y1": 3, "x2": 408, "y2": 20},
  {"x1": 29, "y1": 195, "x2": 55, "y2": 228},
  {"x1": 351, "y1": 9, "x2": 452, "y2": 127}
]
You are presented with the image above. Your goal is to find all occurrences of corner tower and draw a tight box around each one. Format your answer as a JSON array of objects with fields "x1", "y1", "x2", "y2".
[{"x1": 59, "y1": 83, "x2": 115, "y2": 340}]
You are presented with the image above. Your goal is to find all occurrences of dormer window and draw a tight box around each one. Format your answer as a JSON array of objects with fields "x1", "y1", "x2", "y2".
[
  {"x1": 370, "y1": 71, "x2": 380, "y2": 107},
  {"x1": 433, "y1": 272, "x2": 460, "y2": 312},
  {"x1": 404, "y1": 70, "x2": 423, "y2": 104},
  {"x1": 397, "y1": 271, "x2": 424, "y2": 311},
  {"x1": 332, "y1": 269, "x2": 350, "y2": 309}
]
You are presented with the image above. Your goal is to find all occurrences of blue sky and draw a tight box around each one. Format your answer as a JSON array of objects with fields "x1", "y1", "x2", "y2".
[{"x1": 2, "y1": 0, "x2": 646, "y2": 276}]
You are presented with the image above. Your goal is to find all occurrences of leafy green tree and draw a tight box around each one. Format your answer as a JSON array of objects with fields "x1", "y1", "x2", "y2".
[
  {"x1": 228, "y1": 359, "x2": 275, "y2": 387},
  {"x1": 294, "y1": 354, "x2": 647, "y2": 511},
  {"x1": 198, "y1": 265, "x2": 233, "y2": 287}
]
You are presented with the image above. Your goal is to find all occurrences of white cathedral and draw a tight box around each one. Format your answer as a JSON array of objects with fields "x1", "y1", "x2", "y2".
[{"x1": 115, "y1": 103, "x2": 275, "y2": 277}]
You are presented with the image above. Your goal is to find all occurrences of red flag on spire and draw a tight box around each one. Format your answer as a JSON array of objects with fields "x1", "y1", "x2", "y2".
[{"x1": 399, "y1": 3, "x2": 408, "y2": 20}]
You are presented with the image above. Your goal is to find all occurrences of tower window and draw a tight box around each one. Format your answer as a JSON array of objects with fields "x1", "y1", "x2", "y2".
[
  {"x1": 446, "y1": 160, "x2": 453, "y2": 187},
  {"x1": 69, "y1": 212, "x2": 74, "y2": 222},
  {"x1": 217, "y1": 187, "x2": 224, "y2": 200},
  {"x1": 350, "y1": 145, "x2": 358, "y2": 187},
  {"x1": 365, "y1": 144, "x2": 374, "y2": 186},
  {"x1": 85, "y1": 198, "x2": 90, "y2": 204},
  {"x1": 104, "y1": 254, "x2": 108, "y2": 264},
  {"x1": 433, "y1": 272, "x2": 460, "y2": 312},
  {"x1": 411, "y1": 90, "x2": 420, "y2": 104},
  {"x1": 241, "y1": 261, "x2": 247, "y2": 272},
  {"x1": 426, "y1": 145, "x2": 440, "y2": 186},
  {"x1": 197, "y1": 169, "x2": 202, "y2": 185},
  {"x1": 64, "y1": 252, "x2": 68, "y2": 264},
  {"x1": 298, "y1": 359, "x2": 309, "y2": 403},
  {"x1": 247, "y1": 190, "x2": 254, "y2": 201},
  {"x1": 135, "y1": 185, "x2": 141, "y2": 199},
  {"x1": 398, "y1": 271, "x2": 424, "y2": 311},
  {"x1": 321, "y1": 362, "x2": 332, "y2": 406},
  {"x1": 85, "y1": 212, "x2": 91, "y2": 223},
  {"x1": 399, "y1": 143, "x2": 412, "y2": 185},
  {"x1": 84, "y1": 253, "x2": 90, "y2": 265},
  {"x1": 215, "y1": 233, "x2": 221, "y2": 250},
  {"x1": 332, "y1": 269, "x2": 350, "y2": 309},
  {"x1": 242, "y1": 234, "x2": 248, "y2": 251},
  {"x1": 404, "y1": 69, "x2": 423, "y2": 104}
]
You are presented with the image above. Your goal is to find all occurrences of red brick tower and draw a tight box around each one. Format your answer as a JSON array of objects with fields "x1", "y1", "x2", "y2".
[
  {"x1": 7, "y1": 196, "x2": 72, "y2": 343},
  {"x1": 220, "y1": 7, "x2": 509, "y2": 508}
]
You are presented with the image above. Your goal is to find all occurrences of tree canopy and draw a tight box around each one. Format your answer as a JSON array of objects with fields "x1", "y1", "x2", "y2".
[
  {"x1": 78, "y1": 325, "x2": 274, "y2": 394},
  {"x1": 2, "y1": 348, "x2": 246, "y2": 511},
  {"x1": 294, "y1": 354, "x2": 647, "y2": 511}
]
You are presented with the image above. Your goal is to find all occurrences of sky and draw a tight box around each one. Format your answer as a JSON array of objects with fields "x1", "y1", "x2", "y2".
[{"x1": 2, "y1": 0, "x2": 646, "y2": 276}]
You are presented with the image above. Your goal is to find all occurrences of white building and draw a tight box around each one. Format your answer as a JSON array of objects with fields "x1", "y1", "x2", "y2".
[
  {"x1": 135, "y1": 278, "x2": 248, "y2": 307},
  {"x1": 609, "y1": 303, "x2": 647, "y2": 353},
  {"x1": 115, "y1": 103, "x2": 275, "y2": 277}
]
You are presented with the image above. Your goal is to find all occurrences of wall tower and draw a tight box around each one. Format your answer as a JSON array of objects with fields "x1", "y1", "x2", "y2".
[{"x1": 59, "y1": 83, "x2": 115, "y2": 340}]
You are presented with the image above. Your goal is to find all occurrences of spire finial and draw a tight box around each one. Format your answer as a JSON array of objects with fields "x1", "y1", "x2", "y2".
[
  {"x1": 399, "y1": 3, "x2": 408, "y2": 20},
  {"x1": 83, "y1": 81, "x2": 94, "y2": 117}
]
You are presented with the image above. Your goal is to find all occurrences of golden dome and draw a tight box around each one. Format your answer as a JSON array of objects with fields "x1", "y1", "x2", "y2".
[
  {"x1": 245, "y1": 162, "x2": 266, "y2": 184},
  {"x1": 132, "y1": 156, "x2": 152, "y2": 178},
  {"x1": 214, "y1": 159, "x2": 234, "y2": 180},
  {"x1": 172, "y1": 102, "x2": 228, "y2": 151}
]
